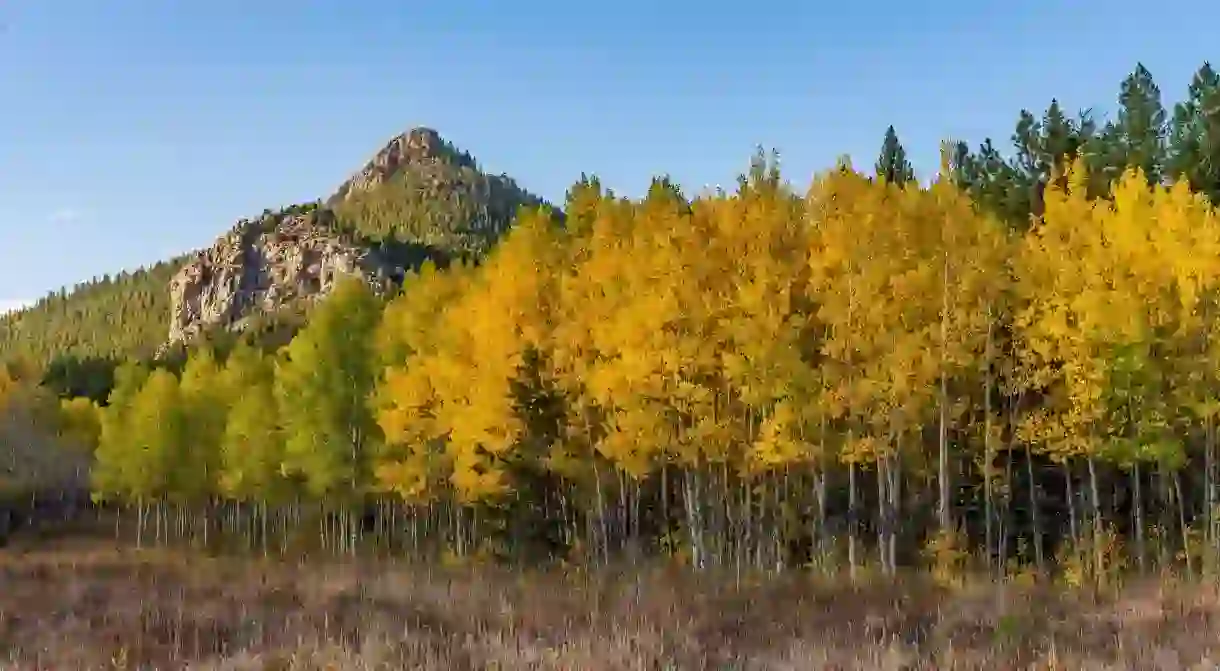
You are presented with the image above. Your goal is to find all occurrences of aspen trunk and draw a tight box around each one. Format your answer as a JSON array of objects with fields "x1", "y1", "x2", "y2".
[
  {"x1": 1064, "y1": 461, "x2": 1079, "y2": 554},
  {"x1": 876, "y1": 460, "x2": 888, "y2": 575},
  {"x1": 1133, "y1": 462, "x2": 1146, "y2": 574},
  {"x1": 1176, "y1": 471, "x2": 1192, "y2": 578},
  {"x1": 1088, "y1": 455, "x2": 1104, "y2": 584},
  {"x1": 982, "y1": 319, "x2": 995, "y2": 573},
  {"x1": 887, "y1": 454, "x2": 899, "y2": 572},
  {"x1": 848, "y1": 461, "x2": 858, "y2": 579},
  {"x1": 1207, "y1": 415, "x2": 1217, "y2": 575},
  {"x1": 938, "y1": 255, "x2": 951, "y2": 534},
  {"x1": 814, "y1": 468, "x2": 828, "y2": 566}
]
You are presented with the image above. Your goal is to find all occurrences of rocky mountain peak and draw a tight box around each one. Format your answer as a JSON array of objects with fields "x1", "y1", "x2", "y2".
[{"x1": 329, "y1": 126, "x2": 477, "y2": 204}]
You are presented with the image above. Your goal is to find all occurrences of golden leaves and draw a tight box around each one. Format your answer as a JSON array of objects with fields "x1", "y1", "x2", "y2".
[
  {"x1": 1013, "y1": 160, "x2": 1220, "y2": 460},
  {"x1": 807, "y1": 165, "x2": 1010, "y2": 460}
]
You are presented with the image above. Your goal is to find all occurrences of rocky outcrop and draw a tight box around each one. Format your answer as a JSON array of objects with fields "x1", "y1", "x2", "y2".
[{"x1": 165, "y1": 208, "x2": 399, "y2": 346}]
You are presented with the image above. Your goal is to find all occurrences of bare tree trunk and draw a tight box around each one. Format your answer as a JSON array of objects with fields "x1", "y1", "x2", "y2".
[
  {"x1": 1000, "y1": 442, "x2": 1014, "y2": 572},
  {"x1": 815, "y1": 468, "x2": 828, "y2": 566},
  {"x1": 593, "y1": 457, "x2": 610, "y2": 568},
  {"x1": 683, "y1": 467, "x2": 706, "y2": 571},
  {"x1": 938, "y1": 378, "x2": 950, "y2": 533},
  {"x1": 1026, "y1": 435, "x2": 1046, "y2": 573}
]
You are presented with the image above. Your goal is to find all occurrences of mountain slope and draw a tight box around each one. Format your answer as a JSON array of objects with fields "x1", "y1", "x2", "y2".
[
  {"x1": 0, "y1": 126, "x2": 546, "y2": 367},
  {"x1": 0, "y1": 260, "x2": 186, "y2": 365}
]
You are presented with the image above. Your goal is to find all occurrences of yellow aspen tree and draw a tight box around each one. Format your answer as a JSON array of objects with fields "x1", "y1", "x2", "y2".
[
  {"x1": 925, "y1": 148, "x2": 1012, "y2": 564},
  {"x1": 373, "y1": 260, "x2": 474, "y2": 505},
  {"x1": 807, "y1": 164, "x2": 885, "y2": 575},
  {"x1": 1013, "y1": 161, "x2": 1175, "y2": 581},
  {"x1": 808, "y1": 154, "x2": 1008, "y2": 574},
  {"x1": 809, "y1": 165, "x2": 946, "y2": 574},
  {"x1": 546, "y1": 192, "x2": 644, "y2": 562},
  {"x1": 1159, "y1": 179, "x2": 1220, "y2": 570},
  {"x1": 1096, "y1": 172, "x2": 1220, "y2": 575},
  {"x1": 377, "y1": 207, "x2": 561, "y2": 514}
]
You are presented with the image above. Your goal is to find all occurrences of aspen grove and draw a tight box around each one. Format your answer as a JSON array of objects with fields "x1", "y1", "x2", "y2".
[{"x1": 15, "y1": 145, "x2": 1206, "y2": 587}]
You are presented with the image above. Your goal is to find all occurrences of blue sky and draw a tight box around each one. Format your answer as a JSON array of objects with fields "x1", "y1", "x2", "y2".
[{"x1": 0, "y1": 1, "x2": 1215, "y2": 309}]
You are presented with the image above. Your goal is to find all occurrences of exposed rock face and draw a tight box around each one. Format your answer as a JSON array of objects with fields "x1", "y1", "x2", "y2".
[{"x1": 166, "y1": 209, "x2": 399, "y2": 346}]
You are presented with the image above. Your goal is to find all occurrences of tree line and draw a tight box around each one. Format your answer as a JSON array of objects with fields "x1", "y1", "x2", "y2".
[
  {"x1": 4, "y1": 61, "x2": 1220, "y2": 587},
  {"x1": 13, "y1": 148, "x2": 1217, "y2": 586}
]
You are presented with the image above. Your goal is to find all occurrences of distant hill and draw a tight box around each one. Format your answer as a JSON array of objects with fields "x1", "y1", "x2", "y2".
[{"x1": 0, "y1": 127, "x2": 547, "y2": 368}]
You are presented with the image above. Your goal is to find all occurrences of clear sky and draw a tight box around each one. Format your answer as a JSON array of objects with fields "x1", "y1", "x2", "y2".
[{"x1": 0, "y1": 1, "x2": 1215, "y2": 309}]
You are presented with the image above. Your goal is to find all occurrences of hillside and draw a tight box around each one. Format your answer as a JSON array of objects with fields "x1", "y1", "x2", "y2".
[
  {"x1": 0, "y1": 127, "x2": 545, "y2": 367},
  {"x1": 0, "y1": 260, "x2": 186, "y2": 365}
]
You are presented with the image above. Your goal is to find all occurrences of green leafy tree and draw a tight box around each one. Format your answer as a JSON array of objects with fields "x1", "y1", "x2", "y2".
[
  {"x1": 92, "y1": 363, "x2": 151, "y2": 503},
  {"x1": 92, "y1": 367, "x2": 183, "y2": 544},
  {"x1": 276, "y1": 278, "x2": 383, "y2": 501},
  {"x1": 175, "y1": 347, "x2": 225, "y2": 503},
  {"x1": 219, "y1": 343, "x2": 286, "y2": 503}
]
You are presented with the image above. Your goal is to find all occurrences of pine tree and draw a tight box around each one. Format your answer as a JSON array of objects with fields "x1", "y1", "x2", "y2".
[
  {"x1": 875, "y1": 126, "x2": 915, "y2": 185},
  {"x1": 1111, "y1": 63, "x2": 1168, "y2": 186},
  {"x1": 1168, "y1": 62, "x2": 1220, "y2": 203},
  {"x1": 955, "y1": 100, "x2": 1095, "y2": 227}
]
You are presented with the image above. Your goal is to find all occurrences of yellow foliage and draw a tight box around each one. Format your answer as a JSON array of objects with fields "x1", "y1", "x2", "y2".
[{"x1": 807, "y1": 166, "x2": 1009, "y2": 465}]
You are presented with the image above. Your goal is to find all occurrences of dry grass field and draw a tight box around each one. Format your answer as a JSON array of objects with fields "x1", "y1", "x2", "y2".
[{"x1": 1, "y1": 539, "x2": 1220, "y2": 670}]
